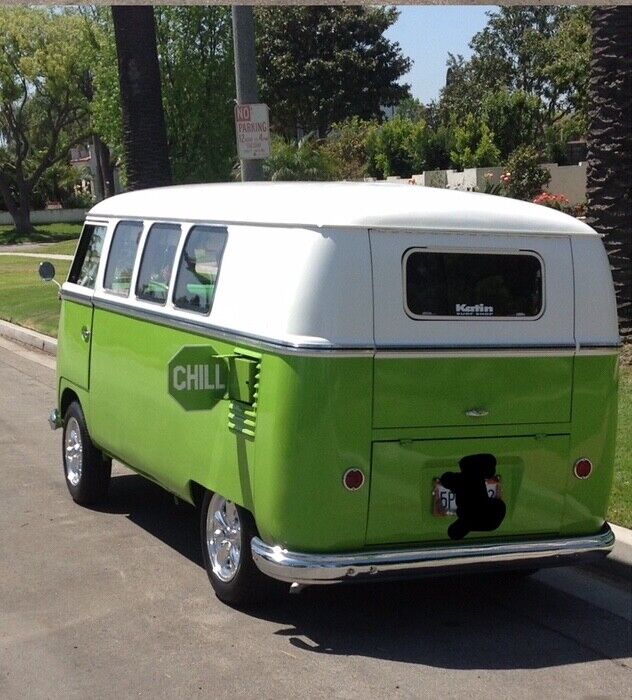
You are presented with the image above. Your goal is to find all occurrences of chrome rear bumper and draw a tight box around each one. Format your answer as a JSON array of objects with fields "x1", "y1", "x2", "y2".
[{"x1": 251, "y1": 524, "x2": 615, "y2": 585}]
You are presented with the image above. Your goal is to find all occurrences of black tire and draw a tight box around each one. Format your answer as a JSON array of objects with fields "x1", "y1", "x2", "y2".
[
  {"x1": 200, "y1": 490, "x2": 276, "y2": 606},
  {"x1": 62, "y1": 401, "x2": 111, "y2": 505}
]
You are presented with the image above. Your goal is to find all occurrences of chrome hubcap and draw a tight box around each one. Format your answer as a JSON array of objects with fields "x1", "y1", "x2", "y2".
[
  {"x1": 64, "y1": 417, "x2": 83, "y2": 487},
  {"x1": 207, "y1": 494, "x2": 242, "y2": 583}
]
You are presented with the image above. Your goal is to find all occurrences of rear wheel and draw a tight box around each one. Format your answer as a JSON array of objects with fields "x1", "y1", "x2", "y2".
[
  {"x1": 200, "y1": 491, "x2": 273, "y2": 606},
  {"x1": 62, "y1": 401, "x2": 111, "y2": 505}
]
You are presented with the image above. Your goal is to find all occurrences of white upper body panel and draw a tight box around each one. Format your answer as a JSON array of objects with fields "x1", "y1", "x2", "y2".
[
  {"x1": 83, "y1": 183, "x2": 618, "y2": 350},
  {"x1": 89, "y1": 182, "x2": 596, "y2": 236}
]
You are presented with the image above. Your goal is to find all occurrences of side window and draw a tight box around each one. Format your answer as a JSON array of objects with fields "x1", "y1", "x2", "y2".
[
  {"x1": 404, "y1": 250, "x2": 543, "y2": 319},
  {"x1": 173, "y1": 226, "x2": 227, "y2": 314},
  {"x1": 68, "y1": 223, "x2": 107, "y2": 289},
  {"x1": 103, "y1": 220, "x2": 144, "y2": 296},
  {"x1": 136, "y1": 222, "x2": 181, "y2": 304}
]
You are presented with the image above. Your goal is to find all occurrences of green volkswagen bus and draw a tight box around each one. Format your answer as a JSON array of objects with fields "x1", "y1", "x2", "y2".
[{"x1": 42, "y1": 182, "x2": 619, "y2": 605}]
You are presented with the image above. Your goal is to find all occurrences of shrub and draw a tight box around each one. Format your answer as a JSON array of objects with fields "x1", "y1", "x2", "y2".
[
  {"x1": 262, "y1": 133, "x2": 337, "y2": 181},
  {"x1": 500, "y1": 146, "x2": 551, "y2": 200},
  {"x1": 366, "y1": 116, "x2": 428, "y2": 179},
  {"x1": 321, "y1": 117, "x2": 377, "y2": 180}
]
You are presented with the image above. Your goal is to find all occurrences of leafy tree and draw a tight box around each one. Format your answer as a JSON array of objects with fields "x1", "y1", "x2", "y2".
[
  {"x1": 424, "y1": 124, "x2": 452, "y2": 171},
  {"x1": 111, "y1": 6, "x2": 172, "y2": 190},
  {"x1": 450, "y1": 114, "x2": 481, "y2": 170},
  {"x1": 473, "y1": 124, "x2": 501, "y2": 168},
  {"x1": 586, "y1": 6, "x2": 632, "y2": 339},
  {"x1": 480, "y1": 89, "x2": 544, "y2": 160},
  {"x1": 255, "y1": 7, "x2": 411, "y2": 138},
  {"x1": 92, "y1": 7, "x2": 237, "y2": 185},
  {"x1": 155, "y1": 6, "x2": 235, "y2": 183},
  {"x1": 321, "y1": 117, "x2": 377, "y2": 181},
  {"x1": 438, "y1": 53, "x2": 489, "y2": 126},
  {"x1": 501, "y1": 145, "x2": 551, "y2": 201},
  {"x1": 0, "y1": 7, "x2": 92, "y2": 233},
  {"x1": 367, "y1": 117, "x2": 428, "y2": 179},
  {"x1": 396, "y1": 97, "x2": 427, "y2": 123},
  {"x1": 262, "y1": 133, "x2": 336, "y2": 181},
  {"x1": 438, "y1": 7, "x2": 591, "y2": 130},
  {"x1": 449, "y1": 115, "x2": 500, "y2": 169}
]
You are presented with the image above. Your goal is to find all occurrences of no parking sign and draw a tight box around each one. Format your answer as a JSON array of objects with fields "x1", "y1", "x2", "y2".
[{"x1": 234, "y1": 103, "x2": 271, "y2": 159}]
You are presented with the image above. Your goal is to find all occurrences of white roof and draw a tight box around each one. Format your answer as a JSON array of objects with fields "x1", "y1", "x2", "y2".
[{"x1": 89, "y1": 181, "x2": 596, "y2": 236}]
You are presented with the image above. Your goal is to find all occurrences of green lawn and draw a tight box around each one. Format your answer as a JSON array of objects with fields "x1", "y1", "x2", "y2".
[
  {"x1": 0, "y1": 255, "x2": 70, "y2": 337},
  {"x1": 27, "y1": 239, "x2": 79, "y2": 256},
  {"x1": 610, "y1": 357, "x2": 632, "y2": 528},
  {"x1": 0, "y1": 222, "x2": 82, "y2": 246},
  {"x1": 0, "y1": 253, "x2": 630, "y2": 528}
]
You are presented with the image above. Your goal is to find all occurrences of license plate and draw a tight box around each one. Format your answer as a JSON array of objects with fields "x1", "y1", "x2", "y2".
[{"x1": 432, "y1": 476, "x2": 502, "y2": 517}]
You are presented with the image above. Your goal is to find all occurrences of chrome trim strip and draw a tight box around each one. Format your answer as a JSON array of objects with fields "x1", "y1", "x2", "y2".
[
  {"x1": 90, "y1": 295, "x2": 374, "y2": 357},
  {"x1": 60, "y1": 288, "x2": 93, "y2": 307},
  {"x1": 576, "y1": 346, "x2": 622, "y2": 356},
  {"x1": 70, "y1": 293, "x2": 620, "y2": 358},
  {"x1": 62, "y1": 291, "x2": 621, "y2": 358},
  {"x1": 374, "y1": 348, "x2": 576, "y2": 359},
  {"x1": 251, "y1": 525, "x2": 615, "y2": 585}
]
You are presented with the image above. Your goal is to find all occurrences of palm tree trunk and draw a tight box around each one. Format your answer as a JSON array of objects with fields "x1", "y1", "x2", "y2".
[
  {"x1": 111, "y1": 6, "x2": 172, "y2": 190},
  {"x1": 586, "y1": 6, "x2": 632, "y2": 340}
]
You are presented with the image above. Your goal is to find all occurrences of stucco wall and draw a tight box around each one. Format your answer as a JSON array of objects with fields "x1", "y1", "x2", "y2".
[{"x1": 0, "y1": 208, "x2": 87, "y2": 226}]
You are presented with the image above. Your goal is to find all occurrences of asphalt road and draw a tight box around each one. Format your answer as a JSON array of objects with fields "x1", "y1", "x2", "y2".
[{"x1": 0, "y1": 337, "x2": 630, "y2": 699}]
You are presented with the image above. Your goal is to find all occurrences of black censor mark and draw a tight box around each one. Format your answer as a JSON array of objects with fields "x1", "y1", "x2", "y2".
[{"x1": 440, "y1": 453, "x2": 506, "y2": 540}]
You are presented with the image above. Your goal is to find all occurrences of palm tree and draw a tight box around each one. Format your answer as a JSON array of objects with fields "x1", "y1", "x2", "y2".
[
  {"x1": 111, "y1": 6, "x2": 172, "y2": 190},
  {"x1": 586, "y1": 6, "x2": 632, "y2": 340}
]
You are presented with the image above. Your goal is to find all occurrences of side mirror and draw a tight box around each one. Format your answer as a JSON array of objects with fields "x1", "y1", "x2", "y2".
[
  {"x1": 39, "y1": 261, "x2": 56, "y2": 281},
  {"x1": 39, "y1": 261, "x2": 61, "y2": 289}
]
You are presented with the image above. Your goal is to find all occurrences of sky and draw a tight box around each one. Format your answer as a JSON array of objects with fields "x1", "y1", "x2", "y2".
[{"x1": 386, "y1": 5, "x2": 497, "y2": 104}]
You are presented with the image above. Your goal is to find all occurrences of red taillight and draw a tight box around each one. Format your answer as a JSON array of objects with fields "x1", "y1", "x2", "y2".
[
  {"x1": 343, "y1": 468, "x2": 365, "y2": 491},
  {"x1": 574, "y1": 458, "x2": 593, "y2": 479}
]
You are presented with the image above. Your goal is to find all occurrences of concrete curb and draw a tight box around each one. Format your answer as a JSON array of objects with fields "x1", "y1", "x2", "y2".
[
  {"x1": 0, "y1": 318, "x2": 630, "y2": 581},
  {"x1": 0, "y1": 319, "x2": 57, "y2": 355}
]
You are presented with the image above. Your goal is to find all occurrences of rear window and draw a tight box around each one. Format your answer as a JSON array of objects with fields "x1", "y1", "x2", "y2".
[
  {"x1": 136, "y1": 223, "x2": 181, "y2": 304},
  {"x1": 404, "y1": 250, "x2": 543, "y2": 319},
  {"x1": 173, "y1": 225, "x2": 227, "y2": 314},
  {"x1": 103, "y1": 220, "x2": 143, "y2": 296}
]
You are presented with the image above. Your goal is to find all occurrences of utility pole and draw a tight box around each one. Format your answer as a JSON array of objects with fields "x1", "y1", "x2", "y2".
[{"x1": 232, "y1": 6, "x2": 264, "y2": 182}]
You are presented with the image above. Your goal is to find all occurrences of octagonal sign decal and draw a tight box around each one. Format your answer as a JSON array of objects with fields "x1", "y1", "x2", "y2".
[{"x1": 168, "y1": 345, "x2": 228, "y2": 411}]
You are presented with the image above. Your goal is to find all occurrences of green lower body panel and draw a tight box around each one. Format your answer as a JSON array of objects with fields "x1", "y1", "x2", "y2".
[{"x1": 367, "y1": 435, "x2": 571, "y2": 545}]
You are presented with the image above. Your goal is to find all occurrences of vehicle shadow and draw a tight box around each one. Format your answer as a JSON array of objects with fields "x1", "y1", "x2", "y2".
[
  {"x1": 95, "y1": 472, "x2": 203, "y2": 567},
  {"x1": 100, "y1": 472, "x2": 631, "y2": 671}
]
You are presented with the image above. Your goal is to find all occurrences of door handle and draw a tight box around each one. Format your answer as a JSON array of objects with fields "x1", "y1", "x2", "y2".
[
  {"x1": 465, "y1": 408, "x2": 489, "y2": 418},
  {"x1": 81, "y1": 326, "x2": 91, "y2": 342}
]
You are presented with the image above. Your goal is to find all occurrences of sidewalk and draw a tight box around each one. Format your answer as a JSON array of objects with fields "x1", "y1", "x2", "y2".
[
  {"x1": 0, "y1": 251, "x2": 73, "y2": 260},
  {"x1": 0, "y1": 318, "x2": 630, "y2": 583}
]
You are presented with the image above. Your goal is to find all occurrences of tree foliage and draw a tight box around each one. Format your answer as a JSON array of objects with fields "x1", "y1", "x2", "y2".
[
  {"x1": 155, "y1": 6, "x2": 235, "y2": 183},
  {"x1": 0, "y1": 7, "x2": 92, "y2": 232},
  {"x1": 255, "y1": 7, "x2": 410, "y2": 139},
  {"x1": 91, "y1": 6, "x2": 236, "y2": 185},
  {"x1": 367, "y1": 116, "x2": 428, "y2": 178},
  {"x1": 438, "y1": 6, "x2": 591, "y2": 155}
]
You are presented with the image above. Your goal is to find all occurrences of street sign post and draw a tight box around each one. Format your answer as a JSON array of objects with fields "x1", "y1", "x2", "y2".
[{"x1": 234, "y1": 103, "x2": 271, "y2": 160}]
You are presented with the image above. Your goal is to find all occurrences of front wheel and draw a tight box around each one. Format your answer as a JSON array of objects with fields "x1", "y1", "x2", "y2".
[
  {"x1": 200, "y1": 491, "x2": 273, "y2": 606},
  {"x1": 62, "y1": 401, "x2": 111, "y2": 505}
]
